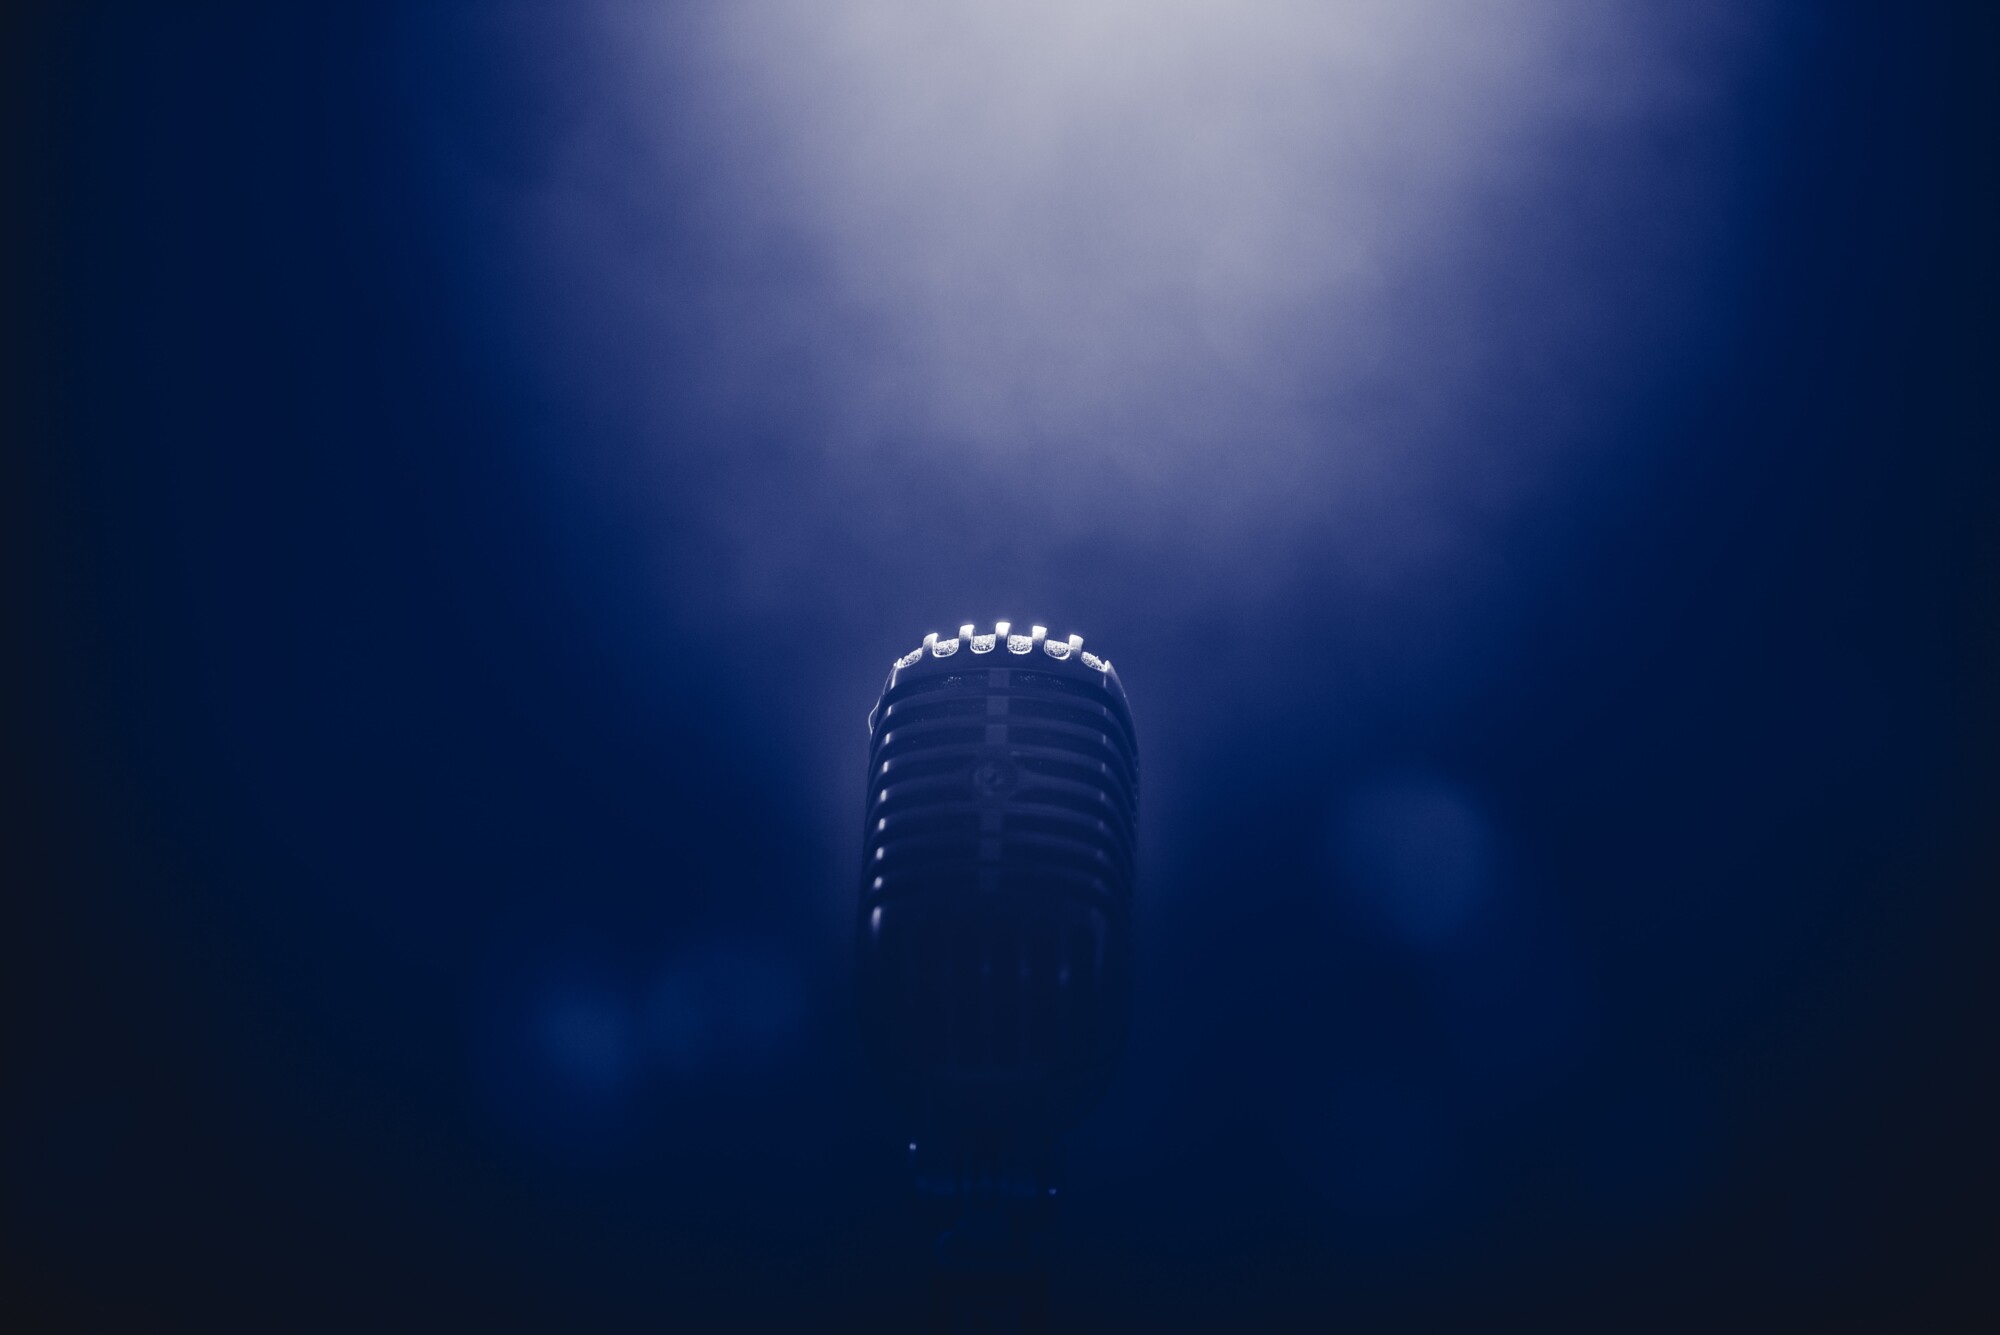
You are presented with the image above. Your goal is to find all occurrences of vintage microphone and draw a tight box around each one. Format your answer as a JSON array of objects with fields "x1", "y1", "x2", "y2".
[{"x1": 857, "y1": 622, "x2": 1137, "y2": 1330}]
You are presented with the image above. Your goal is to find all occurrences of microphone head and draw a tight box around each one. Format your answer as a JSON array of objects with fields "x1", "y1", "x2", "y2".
[{"x1": 858, "y1": 624, "x2": 1137, "y2": 1137}]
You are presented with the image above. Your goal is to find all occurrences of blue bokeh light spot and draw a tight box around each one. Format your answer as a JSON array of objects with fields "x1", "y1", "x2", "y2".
[
  {"x1": 1331, "y1": 774, "x2": 1497, "y2": 947},
  {"x1": 531, "y1": 990, "x2": 633, "y2": 1096}
]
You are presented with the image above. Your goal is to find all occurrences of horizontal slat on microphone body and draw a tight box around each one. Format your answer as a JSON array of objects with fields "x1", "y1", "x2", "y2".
[
  {"x1": 870, "y1": 765, "x2": 1137, "y2": 837},
  {"x1": 1005, "y1": 668, "x2": 1137, "y2": 732},
  {"x1": 1001, "y1": 696, "x2": 1137, "y2": 753},
  {"x1": 1003, "y1": 783, "x2": 1136, "y2": 847},
  {"x1": 876, "y1": 666, "x2": 1137, "y2": 748},
  {"x1": 878, "y1": 664, "x2": 1134, "y2": 732},
  {"x1": 876, "y1": 688, "x2": 1136, "y2": 760},
  {"x1": 870, "y1": 867, "x2": 1129, "y2": 929},
  {"x1": 868, "y1": 822, "x2": 1132, "y2": 896},
  {"x1": 873, "y1": 724, "x2": 1136, "y2": 800},
  {"x1": 873, "y1": 722, "x2": 987, "y2": 762},
  {"x1": 872, "y1": 751, "x2": 981, "y2": 784},
  {"x1": 990, "y1": 727, "x2": 1136, "y2": 794},
  {"x1": 868, "y1": 848, "x2": 1132, "y2": 912},
  {"x1": 875, "y1": 745, "x2": 1136, "y2": 803},
  {"x1": 868, "y1": 790, "x2": 1137, "y2": 877},
  {"x1": 877, "y1": 695, "x2": 991, "y2": 727}
]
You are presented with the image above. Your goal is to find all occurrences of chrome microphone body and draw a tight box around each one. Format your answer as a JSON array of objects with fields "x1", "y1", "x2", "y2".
[{"x1": 857, "y1": 622, "x2": 1137, "y2": 1138}]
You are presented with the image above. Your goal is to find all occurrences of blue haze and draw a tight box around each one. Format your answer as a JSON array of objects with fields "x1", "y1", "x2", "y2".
[{"x1": 5, "y1": 2, "x2": 1995, "y2": 1329}]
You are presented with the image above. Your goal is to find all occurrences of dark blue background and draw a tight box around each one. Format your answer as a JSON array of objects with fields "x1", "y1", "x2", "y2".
[{"x1": 6, "y1": 3, "x2": 1995, "y2": 1329}]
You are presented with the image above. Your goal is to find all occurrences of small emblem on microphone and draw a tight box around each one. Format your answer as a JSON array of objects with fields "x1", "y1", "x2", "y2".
[{"x1": 970, "y1": 753, "x2": 1019, "y2": 797}]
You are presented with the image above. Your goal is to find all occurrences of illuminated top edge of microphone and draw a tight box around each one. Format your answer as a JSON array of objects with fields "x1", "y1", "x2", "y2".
[{"x1": 858, "y1": 622, "x2": 1137, "y2": 1138}]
